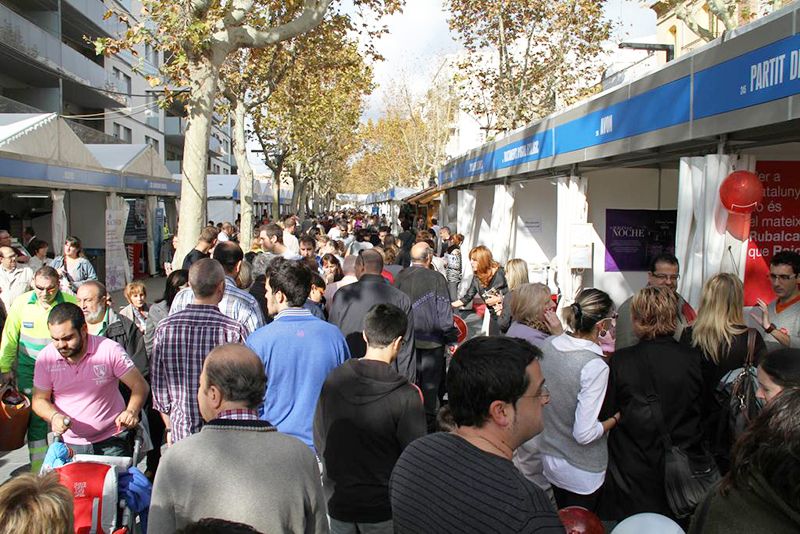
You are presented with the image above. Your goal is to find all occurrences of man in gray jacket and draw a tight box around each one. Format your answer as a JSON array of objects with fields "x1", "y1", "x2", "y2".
[
  {"x1": 149, "y1": 343, "x2": 328, "y2": 533},
  {"x1": 329, "y1": 249, "x2": 416, "y2": 383}
]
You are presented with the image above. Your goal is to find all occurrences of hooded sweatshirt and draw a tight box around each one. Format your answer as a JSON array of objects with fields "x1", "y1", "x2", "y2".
[{"x1": 313, "y1": 358, "x2": 426, "y2": 523}]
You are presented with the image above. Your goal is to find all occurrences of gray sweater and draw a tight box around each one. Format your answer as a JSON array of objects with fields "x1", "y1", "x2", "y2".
[
  {"x1": 766, "y1": 299, "x2": 800, "y2": 351},
  {"x1": 149, "y1": 419, "x2": 329, "y2": 534},
  {"x1": 539, "y1": 338, "x2": 608, "y2": 474}
]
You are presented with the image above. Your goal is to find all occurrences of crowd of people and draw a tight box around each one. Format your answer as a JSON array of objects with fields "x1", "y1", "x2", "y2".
[{"x1": 0, "y1": 212, "x2": 799, "y2": 533}]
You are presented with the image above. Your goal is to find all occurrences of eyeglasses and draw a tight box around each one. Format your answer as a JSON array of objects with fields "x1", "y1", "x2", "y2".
[
  {"x1": 651, "y1": 273, "x2": 680, "y2": 281},
  {"x1": 521, "y1": 383, "x2": 550, "y2": 401},
  {"x1": 769, "y1": 274, "x2": 797, "y2": 281},
  {"x1": 34, "y1": 285, "x2": 57, "y2": 293}
]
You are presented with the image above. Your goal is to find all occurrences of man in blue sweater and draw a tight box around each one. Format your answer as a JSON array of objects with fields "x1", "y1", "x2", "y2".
[{"x1": 247, "y1": 257, "x2": 350, "y2": 451}]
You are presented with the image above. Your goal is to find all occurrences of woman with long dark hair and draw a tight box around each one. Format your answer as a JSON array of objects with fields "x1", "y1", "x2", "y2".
[
  {"x1": 144, "y1": 269, "x2": 189, "y2": 358},
  {"x1": 689, "y1": 387, "x2": 800, "y2": 533},
  {"x1": 451, "y1": 245, "x2": 508, "y2": 335}
]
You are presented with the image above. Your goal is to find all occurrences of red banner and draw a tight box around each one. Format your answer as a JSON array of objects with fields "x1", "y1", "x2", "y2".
[{"x1": 744, "y1": 161, "x2": 800, "y2": 306}]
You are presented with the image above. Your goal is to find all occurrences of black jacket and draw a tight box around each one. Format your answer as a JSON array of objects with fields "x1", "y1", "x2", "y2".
[
  {"x1": 313, "y1": 359, "x2": 426, "y2": 522},
  {"x1": 105, "y1": 312, "x2": 148, "y2": 380},
  {"x1": 328, "y1": 274, "x2": 416, "y2": 382},
  {"x1": 394, "y1": 265, "x2": 456, "y2": 346},
  {"x1": 599, "y1": 336, "x2": 703, "y2": 521}
]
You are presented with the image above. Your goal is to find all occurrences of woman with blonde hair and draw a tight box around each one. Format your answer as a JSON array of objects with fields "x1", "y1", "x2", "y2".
[
  {"x1": 451, "y1": 245, "x2": 508, "y2": 335},
  {"x1": 681, "y1": 273, "x2": 766, "y2": 472},
  {"x1": 599, "y1": 286, "x2": 703, "y2": 522},
  {"x1": 120, "y1": 280, "x2": 149, "y2": 334},
  {"x1": 539, "y1": 288, "x2": 618, "y2": 510},
  {"x1": 497, "y1": 258, "x2": 530, "y2": 332},
  {"x1": 506, "y1": 283, "x2": 563, "y2": 347}
]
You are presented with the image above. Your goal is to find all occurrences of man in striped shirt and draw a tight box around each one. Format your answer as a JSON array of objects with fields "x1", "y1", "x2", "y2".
[
  {"x1": 390, "y1": 337, "x2": 563, "y2": 533},
  {"x1": 152, "y1": 259, "x2": 248, "y2": 445},
  {"x1": 169, "y1": 241, "x2": 265, "y2": 335},
  {"x1": 0, "y1": 266, "x2": 76, "y2": 472}
]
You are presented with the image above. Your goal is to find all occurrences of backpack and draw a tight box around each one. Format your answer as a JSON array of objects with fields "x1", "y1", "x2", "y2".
[{"x1": 715, "y1": 328, "x2": 762, "y2": 442}]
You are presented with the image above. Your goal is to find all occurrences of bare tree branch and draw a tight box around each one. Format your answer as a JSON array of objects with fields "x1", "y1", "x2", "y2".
[{"x1": 222, "y1": 0, "x2": 332, "y2": 49}]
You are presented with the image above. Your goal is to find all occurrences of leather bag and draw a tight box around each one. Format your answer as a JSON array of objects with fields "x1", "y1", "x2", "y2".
[{"x1": 0, "y1": 384, "x2": 31, "y2": 451}]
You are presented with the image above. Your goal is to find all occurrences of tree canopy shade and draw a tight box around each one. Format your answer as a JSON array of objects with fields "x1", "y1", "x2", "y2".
[
  {"x1": 96, "y1": 0, "x2": 401, "y2": 266},
  {"x1": 444, "y1": 0, "x2": 611, "y2": 135}
]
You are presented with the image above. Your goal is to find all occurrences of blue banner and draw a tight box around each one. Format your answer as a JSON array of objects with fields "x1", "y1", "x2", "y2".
[{"x1": 694, "y1": 33, "x2": 800, "y2": 119}]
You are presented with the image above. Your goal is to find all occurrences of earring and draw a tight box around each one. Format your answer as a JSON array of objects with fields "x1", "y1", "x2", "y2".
[{"x1": 599, "y1": 329, "x2": 608, "y2": 337}]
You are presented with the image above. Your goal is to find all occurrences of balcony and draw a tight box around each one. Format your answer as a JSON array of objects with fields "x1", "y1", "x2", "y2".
[
  {"x1": 166, "y1": 116, "x2": 223, "y2": 155},
  {"x1": 62, "y1": 0, "x2": 119, "y2": 39},
  {"x1": 0, "y1": 2, "x2": 124, "y2": 109},
  {"x1": 166, "y1": 160, "x2": 181, "y2": 175}
]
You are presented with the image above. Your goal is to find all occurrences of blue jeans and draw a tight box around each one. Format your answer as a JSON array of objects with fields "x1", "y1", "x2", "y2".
[{"x1": 329, "y1": 518, "x2": 393, "y2": 534}]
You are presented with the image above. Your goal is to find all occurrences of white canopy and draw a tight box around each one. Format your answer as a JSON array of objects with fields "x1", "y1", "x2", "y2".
[{"x1": 0, "y1": 113, "x2": 102, "y2": 169}]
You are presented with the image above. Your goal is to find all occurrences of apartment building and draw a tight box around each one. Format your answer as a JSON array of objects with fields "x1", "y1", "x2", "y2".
[{"x1": 0, "y1": 0, "x2": 234, "y2": 174}]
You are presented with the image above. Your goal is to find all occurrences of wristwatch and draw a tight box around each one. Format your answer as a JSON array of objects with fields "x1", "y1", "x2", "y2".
[{"x1": 766, "y1": 323, "x2": 776, "y2": 334}]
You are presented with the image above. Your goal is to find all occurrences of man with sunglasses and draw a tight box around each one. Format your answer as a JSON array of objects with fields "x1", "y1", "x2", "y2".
[
  {"x1": 0, "y1": 266, "x2": 76, "y2": 472},
  {"x1": 614, "y1": 253, "x2": 695, "y2": 351},
  {"x1": 753, "y1": 250, "x2": 800, "y2": 351}
]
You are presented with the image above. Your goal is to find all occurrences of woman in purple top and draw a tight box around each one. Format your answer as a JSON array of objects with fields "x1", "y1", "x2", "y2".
[{"x1": 506, "y1": 283, "x2": 563, "y2": 348}]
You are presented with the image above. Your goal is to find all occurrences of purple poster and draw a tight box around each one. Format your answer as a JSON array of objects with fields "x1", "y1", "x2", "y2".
[{"x1": 605, "y1": 209, "x2": 677, "y2": 272}]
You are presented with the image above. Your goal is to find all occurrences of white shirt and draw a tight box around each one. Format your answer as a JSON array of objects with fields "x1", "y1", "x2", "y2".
[
  {"x1": 542, "y1": 334, "x2": 609, "y2": 494},
  {"x1": 283, "y1": 231, "x2": 300, "y2": 254},
  {"x1": 0, "y1": 266, "x2": 33, "y2": 312}
]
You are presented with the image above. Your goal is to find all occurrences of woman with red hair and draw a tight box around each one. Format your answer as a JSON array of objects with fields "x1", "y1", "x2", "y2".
[{"x1": 451, "y1": 245, "x2": 508, "y2": 335}]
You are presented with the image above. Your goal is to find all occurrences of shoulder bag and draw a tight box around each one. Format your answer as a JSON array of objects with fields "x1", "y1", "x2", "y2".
[
  {"x1": 715, "y1": 328, "x2": 762, "y2": 440},
  {"x1": 639, "y1": 354, "x2": 721, "y2": 519}
]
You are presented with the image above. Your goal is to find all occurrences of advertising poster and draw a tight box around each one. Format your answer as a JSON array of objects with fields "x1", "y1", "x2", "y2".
[
  {"x1": 743, "y1": 161, "x2": 800, "y2": 306},
  {"x1": 105, "y1": 205, "x2": 128, "y2": 292},
  {"x1": 605, "y1": 209, "x2": 677, "y2": 272}
]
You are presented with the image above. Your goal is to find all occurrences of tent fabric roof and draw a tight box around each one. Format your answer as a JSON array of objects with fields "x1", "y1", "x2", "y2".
[
  {"x1": 0, "y1": 113, "x2": 103, "y2": 169},
  {"x1": 87, "y1": 144, "x2": 172, "y2": 179},
  {"x1": 0, "y1": 114, "x2": 179, "y2": 195}
]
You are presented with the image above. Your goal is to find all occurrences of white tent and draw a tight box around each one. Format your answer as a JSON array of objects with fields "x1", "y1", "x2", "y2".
[
  {"x1": 0, "y1": 113, "x2": 103, "y2": 170},
  {"x1": 87, "y1": 144, "x2": 172, "y2": 180}
]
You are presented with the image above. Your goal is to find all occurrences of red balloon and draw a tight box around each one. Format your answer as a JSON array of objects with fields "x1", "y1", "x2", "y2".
[
  {"x1": 453, "y1": 315, "x2": 468, "y2": 344},
  {"x1": 558, "y1": 506, "x2": 605, "y2": 534},
  {"x1": 726, "y1": 211, "x2": 751, "y2": 241},
  {"x1": 719, "y1": 171, "x2": 763, "y2": 213}
]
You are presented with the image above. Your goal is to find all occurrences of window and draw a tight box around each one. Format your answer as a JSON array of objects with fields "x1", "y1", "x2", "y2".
[
  {"x1": 145, "y1": 43, "x2": 159, "y2": 67},
  {"x1": 145, "y1": 136, "x2": 160, "y2": 153},
  {"x1": 112, "y1": 67, "x2": 132, "y2": 96},
  {"x1": 112, "y1": 123, "x2": 132, "y2": 142}
]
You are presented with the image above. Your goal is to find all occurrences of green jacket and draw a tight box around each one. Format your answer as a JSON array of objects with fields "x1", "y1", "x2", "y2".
[
  {"x1": 0, "y1": 290, "x2": 77, "y2": 372},
  {"x1": 689, "y1": 474, "x2": 800, "y2": 534}
]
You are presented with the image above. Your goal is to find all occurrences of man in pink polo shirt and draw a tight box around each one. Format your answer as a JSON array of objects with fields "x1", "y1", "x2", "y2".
[{"x1": 32, "y1": 302, "x2": 149, "y2": 457}]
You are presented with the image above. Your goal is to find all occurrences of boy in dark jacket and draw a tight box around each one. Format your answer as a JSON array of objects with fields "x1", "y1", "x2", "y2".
[{"x1": 314, "y1": 304, "x2": 426, "y2": 533}]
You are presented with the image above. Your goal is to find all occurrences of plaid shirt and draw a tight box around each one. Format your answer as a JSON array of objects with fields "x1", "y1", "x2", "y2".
[
  {"x1": 151, "y1": 304, "x2": 248, "y2": 444},
  {"x1": 216, "y1": 409, "x2": 260, "y2": 421},
  {"x1": 170, "y1": 276, "x2": 265, "y2": 335}
]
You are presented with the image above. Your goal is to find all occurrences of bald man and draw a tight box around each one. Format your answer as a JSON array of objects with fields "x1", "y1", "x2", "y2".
[
  {"x1": 0, "y1": 246, "x2": 33, "y2": 313},
  {"x1": 329, "y1": 249, "x2": 416, "y2": 382},
  {"x1": 150, "y1": 344, "x2": 328, "y2": 534},
  {"x1": 395, "y1": 243, "x2": 457, "y2": 431}
]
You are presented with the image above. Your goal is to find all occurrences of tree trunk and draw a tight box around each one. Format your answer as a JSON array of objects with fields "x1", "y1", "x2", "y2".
[
  {"x1": 173, "y1": 55, "x2": 220, "y2": 268},
  {"x1": 232, "y1": 97, "x2": 255, "y2": 251},
  {"x1": 272, "y1": 163, "x2": 283, "y2": 219},
  {"x1": 297, "y1": 179, "x2": 309, "y2": 218}
]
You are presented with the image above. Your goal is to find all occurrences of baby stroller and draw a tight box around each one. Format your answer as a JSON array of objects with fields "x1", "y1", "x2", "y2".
[{"x1": 43, "y1": 419, "x2": 151, "y2": 534}]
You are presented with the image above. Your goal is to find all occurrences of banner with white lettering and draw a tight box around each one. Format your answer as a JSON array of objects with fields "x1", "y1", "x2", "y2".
[
  {"x1": 744, "y1": 161, "x2": 800, "y2": 306},
  {"x1": 604, "y1": 209, "x2": 677, "y2": 272}
]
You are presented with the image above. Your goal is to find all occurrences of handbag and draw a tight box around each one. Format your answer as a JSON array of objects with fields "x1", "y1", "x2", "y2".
[
  {"x1": 639, "y1": 354, "x2": 721, "y2": 519},
  {"x1": 0, "y1": 384, "x2": 31, "y2": 451},
  {"x1": 715, "y1": 328, "x2": 762, "y2": 440}
]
